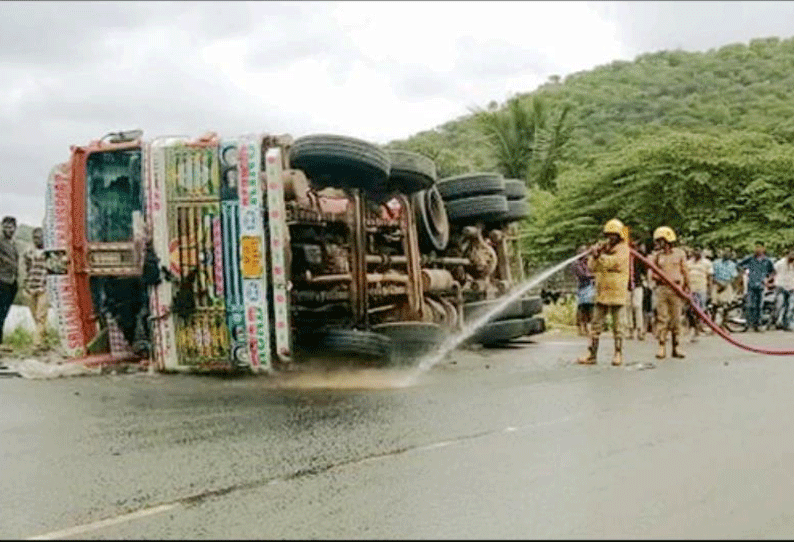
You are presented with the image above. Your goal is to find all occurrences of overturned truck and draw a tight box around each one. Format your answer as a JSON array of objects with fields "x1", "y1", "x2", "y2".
[{"x1": 43, "y1": 131, "x2": 544, "y2": 373}]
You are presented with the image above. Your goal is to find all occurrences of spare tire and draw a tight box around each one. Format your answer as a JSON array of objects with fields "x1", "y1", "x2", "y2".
[
  {"x1": 316, "y1": 329, "x2": 393, "y2": 363},
  {"x1": 504, "y1": 179, "x2": 528, "y2": 200},
  {"x1": 386, "y1": 150, "x2": 436, "y2": 194},
  {"x1": 413, "y1": 185, "x2": 449, "y2": 252},
  {"x1": 371, "y1": 322, "x2": 445, "y2": 364},
  {"x1": 437, "y1": 173, "x2": 505, "y2": 200},
  {"x1": 445, "y1": 194, "x2": 508, "y2": 223},
  {"x1": 289, "y1": 134, "x2": 390, "y2": 193}
]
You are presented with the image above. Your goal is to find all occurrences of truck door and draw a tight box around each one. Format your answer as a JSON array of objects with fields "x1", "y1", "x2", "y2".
[{"x1": 148, "y1": 137, "x2": 230, "y2": 370}]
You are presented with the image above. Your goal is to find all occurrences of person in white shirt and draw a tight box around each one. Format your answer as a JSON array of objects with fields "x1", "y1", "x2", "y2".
[
  {"x1": 774, "y1": 247, "x2": 794, "y2": 331},
  {"x1": 686, "y1": 246, "x2": 713, "y2": 341}
]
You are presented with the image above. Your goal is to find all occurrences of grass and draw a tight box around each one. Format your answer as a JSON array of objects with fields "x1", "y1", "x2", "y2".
[
  {"x1": 541, "y1": 296, "x2": 623, "y2": 333},
  {"x1": 542, "y1": 296, "x2": 577, "y2": 330},
  {"x1": 2, "y1": 325, "x2": 61, "y2": 356}
]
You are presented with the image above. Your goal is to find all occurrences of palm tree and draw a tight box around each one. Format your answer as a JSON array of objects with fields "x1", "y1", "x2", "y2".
[{"x1": 471, "y1": 96, "x2": 572, "y2": 191}]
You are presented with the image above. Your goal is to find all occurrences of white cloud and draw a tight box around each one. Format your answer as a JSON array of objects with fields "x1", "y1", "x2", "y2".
[{"x1": 0, "y1": 0, "x2": 788, "y2": 227}]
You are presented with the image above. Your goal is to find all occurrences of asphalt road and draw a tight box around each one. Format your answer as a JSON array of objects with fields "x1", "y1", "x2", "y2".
[{"x1": 3, "y1": 329, "x2": 794, "y2": 539}]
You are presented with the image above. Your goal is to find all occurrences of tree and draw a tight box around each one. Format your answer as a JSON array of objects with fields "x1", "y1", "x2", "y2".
[{"x1": 470, "y1": 95, "x2": 572, "y2": 191}]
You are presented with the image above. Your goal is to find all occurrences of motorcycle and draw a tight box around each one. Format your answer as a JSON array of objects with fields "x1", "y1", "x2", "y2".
[{"x1": 706, "y1": 287, "x2": 778, "y2": 333}]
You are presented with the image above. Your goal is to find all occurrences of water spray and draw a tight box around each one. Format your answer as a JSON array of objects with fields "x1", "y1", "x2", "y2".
[{"x1": 416, "y1": 252, "x2": 584, "y2": 372}]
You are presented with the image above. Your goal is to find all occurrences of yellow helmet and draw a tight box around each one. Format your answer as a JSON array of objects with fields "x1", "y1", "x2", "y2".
[
  {"x1": 653, "y1": 226, "x2": 676, "y2": 243},
  {"x1": 603, "y1": 218, "x2": 626, "y2": 239}
]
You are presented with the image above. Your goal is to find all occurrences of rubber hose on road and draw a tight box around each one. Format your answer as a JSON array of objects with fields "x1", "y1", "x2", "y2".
[{"x1": 629, "y1": 247, "x2": 794, "y2": 356}]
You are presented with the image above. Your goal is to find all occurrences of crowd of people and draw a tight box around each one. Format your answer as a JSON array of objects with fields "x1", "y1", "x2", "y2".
[{"x1": 571, "y1": 218, "x2": 794, "y2": 365}]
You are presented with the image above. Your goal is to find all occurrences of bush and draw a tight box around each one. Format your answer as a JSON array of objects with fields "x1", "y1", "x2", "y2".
[
  {"x1": 3, "y1": 324, "x2": 60, "y2": 355},
  {"x1": 542, "y1": 296, "x2": 577, "y2": 330}
]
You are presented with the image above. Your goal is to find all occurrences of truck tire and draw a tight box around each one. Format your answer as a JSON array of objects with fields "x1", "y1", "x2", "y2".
[
  {"x1": 504, "y1": 179, "x2": 528, "y2": 200},
  {"x1": 437, "y1": 173, "x2": 505, "y2": 200},
  {"x1": 444, "y1": 194, "x2": 508, "y2": 223},
  {"x1": 386, "y1": 150, "x2": 436, "y2": 194},
  {"x1": 289, "y1": 134, "x2": 390, "y2": 193},
  {"x1": 463, "y1": 298, "x2": 524, "y2": 323},
  {"x1": 317, "y1": 329, "x2": 393, "y2": 363},
  {"x1": 413, "y1": 185, "x2": 449, "y2": 252},
  {"x1": 467, "y1": 318, "x2": 526, "y2": 345},
  {"x1": 523, "y1": 316, "x2": 546, "y2": 336},
  {"x1": 371, "y1": 322, "x2": 445, "y2": 364},
  {"x1": 522, "y1": 296, "x2": 543, "y2": 317},
  {"x1": 500, "y1": 198, "x2": 530, "y2": 222}
]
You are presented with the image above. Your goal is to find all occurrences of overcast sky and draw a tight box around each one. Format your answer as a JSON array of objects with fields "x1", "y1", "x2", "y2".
[{"x1": 2, "y1": 0, "x2": 794, "y2": 228}]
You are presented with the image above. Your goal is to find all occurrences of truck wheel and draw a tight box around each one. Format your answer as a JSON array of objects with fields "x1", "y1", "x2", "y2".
[
  {"x1": 317, "y1": 329, "x2": 393, "y2": 363},
  {"x1": 414, "y1": 185, "x2": 449, "y2": 252},
  {"x1": 463, "y1": 298, "x2": 524, "y2": 323},
  {"x1": 467, "y1": 318, "x2": 527, "y2": 345},
  {"x1": 523, "y1": 316, "x2": 545, "y2": 336},
  {"x1": 504, "y1": 179, "x2": 528, "y2": 200},
  {"x1": 371, "y1": 322, "x2": 445, "y2": 364},
  {"x1": 522, "y1": 296, "x2": 543, "y2": 317},
  {"x1": 386, "y1": 150, "x2": 436, "y2": 194},
  {"x1": 289, "y1": 134, "x2": 390, "y2": 193},
  {"x1": 499, "y1": 198, "x2": 530, "y2": 223},
  {"x1": 437, "y1": 173, "x2": 505, "y2": 200},
  {"x1": 444, "y1": 194, "x2": 508, "y2": 223}
]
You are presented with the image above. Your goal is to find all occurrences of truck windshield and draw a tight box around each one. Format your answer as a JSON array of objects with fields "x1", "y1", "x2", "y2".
[{"x1": 85, "y1": 149, "x2": 143, "y2": 242}]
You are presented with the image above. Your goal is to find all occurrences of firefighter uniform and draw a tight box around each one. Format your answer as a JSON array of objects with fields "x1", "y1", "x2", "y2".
[
  {"x1": 578, "y1": 218, "x2": 630, "y2": 366},
  {"x1": 649, "y1": 226, "x2": 689, "y2": 359}
]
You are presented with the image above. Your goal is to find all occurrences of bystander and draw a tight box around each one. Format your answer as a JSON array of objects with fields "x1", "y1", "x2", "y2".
[
  {"x1": 773, "y1": 247, "x2": 794, "y2": 331},
  {"x1": 0, "y1": 216, "x2": 19, "y2": 349}
]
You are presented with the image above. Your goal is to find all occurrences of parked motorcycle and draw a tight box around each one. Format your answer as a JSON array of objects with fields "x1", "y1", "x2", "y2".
[{"x1": 706, "y1": 288, "x2": 778, "y2": 333}]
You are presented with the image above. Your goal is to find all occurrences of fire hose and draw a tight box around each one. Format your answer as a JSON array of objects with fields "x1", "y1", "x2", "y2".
[{"x1": 629, "y1": 247, "x2": 794, "y2": 356}]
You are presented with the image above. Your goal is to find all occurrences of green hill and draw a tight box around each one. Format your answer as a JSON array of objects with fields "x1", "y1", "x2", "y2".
[{"x1": 388, "y1": 36, "x2": 794, "y2": 264}]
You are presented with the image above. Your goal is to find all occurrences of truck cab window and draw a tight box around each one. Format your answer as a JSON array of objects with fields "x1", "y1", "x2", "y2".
[{"x1": 85, "y1": 149, "x2": 143, "y2": 242}]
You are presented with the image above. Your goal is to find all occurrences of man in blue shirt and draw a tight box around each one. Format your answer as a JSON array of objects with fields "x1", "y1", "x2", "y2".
[{"x1": 737, "y1": 242, "x2": 776, "y2": 332}]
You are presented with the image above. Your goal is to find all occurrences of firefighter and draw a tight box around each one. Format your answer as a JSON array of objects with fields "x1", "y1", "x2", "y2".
[
  {"x1": 577, "y1": 218, "x2": 631, "y2": 366},
  {"x1": 649, "y1": 226, "x2": 690, "y2": 359}
]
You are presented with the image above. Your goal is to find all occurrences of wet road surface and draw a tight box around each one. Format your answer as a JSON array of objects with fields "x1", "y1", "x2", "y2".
[{"x1": 3, "y1": 330, "x2": 794, "y2": 539}]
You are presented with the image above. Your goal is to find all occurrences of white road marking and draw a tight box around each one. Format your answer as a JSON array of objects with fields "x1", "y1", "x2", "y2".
[{"x1": 26, "y1": 503, "x2": 179, "y2": 540}]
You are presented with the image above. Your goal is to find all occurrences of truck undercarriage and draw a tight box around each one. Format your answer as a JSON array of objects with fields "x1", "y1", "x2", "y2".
[{"x1": 43, "y1": 131, "x2": 544, "y2": 373}]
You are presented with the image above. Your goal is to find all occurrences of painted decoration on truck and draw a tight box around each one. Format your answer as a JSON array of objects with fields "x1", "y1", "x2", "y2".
[
  {"x1": 219, "y1": 139, "x2": 248, "y2": 369},
  {"x1": 164, "y1": 141, "x2": 229, "y2": 366},
  {"x1": 237, "y1": 135, "x2": 270, "y2": 372},
  {"x1": 265, "y1": 147, "x2": 291, "y2": 361},
  {"x1": 147, "y1": 141, "x2": 178, "y2": 370},
  {"x1": 43, "y1": 161, "x2": 86, "y2": 358},
  {"x1": 147, "y1": 138, "x2": 230, "y2": 370}
]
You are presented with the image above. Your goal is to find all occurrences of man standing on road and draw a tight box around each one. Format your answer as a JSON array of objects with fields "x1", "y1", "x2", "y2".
[
  {"x1": 649, "y1": 226, "x2": 689, "y2": 359},
  {"x1": 711, "y1": 247, "x2": 739, "y2": 329},
  {"x1": 0, "y1": 216, "x2": 19, "y2": 349},
  {"x1": 686, "y1": 246, "x2": 713, "y2": 342},
  {"x1": 627, "y1": 239, "x2": 648, "y2": 340},
  {"x1": 737, "y1": 242, "x2": 775, "y2": 332},
  {"x1": 577, "y1": 218, "x2": 630, "y2": 367},
  {"x1": 23, "y1": 227, "x2": 48, "y2": 351},
  {"x1": 773, "y1": 247, "x2": 794, "y2": 331},
  {"x1": 571, "y1": 244, "x2": 595, "y2": 337}
]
